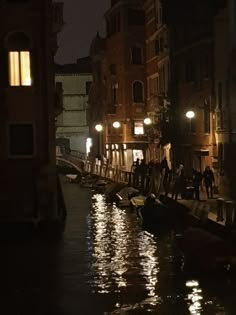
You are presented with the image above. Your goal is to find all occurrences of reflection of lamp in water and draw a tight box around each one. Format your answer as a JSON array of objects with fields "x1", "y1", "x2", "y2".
[
  {"x1": 95, "y1": 124, "x2": 103, "y2": 159},
  {"x1": 186, "y1": 280, "x2": 203, "y2": 314},
  {"x1": 185, "y1": 110, "x2": 195, "y2": 132}
]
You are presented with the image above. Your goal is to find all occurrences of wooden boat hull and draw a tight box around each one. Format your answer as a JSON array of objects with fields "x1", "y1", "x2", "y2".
[{"x1": 137, "y1": 196, "x2": 189, "y2": 229}]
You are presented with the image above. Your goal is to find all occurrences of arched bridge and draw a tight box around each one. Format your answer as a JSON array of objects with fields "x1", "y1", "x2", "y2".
[{"x1": 56, "y1": 155, "x2": 85, "y2": 174}]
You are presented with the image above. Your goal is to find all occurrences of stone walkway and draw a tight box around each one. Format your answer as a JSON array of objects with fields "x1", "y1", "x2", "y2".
[{"x1": 176, "y1": 189, "x2": 235, "y2": 228}]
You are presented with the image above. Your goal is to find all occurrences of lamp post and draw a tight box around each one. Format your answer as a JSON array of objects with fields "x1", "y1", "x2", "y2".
[
  {"x1": 144, "y1": 116, "x2": 158, "y2": 161},
  {"x1": 185, "y1": 110, "x2": 195, "y2": 132},
  {"x1": 112, "y1": 121, "x2": 121, "y2": 167},
  {"x1": 95, "y1": 123, "x2": 103, "y2": 160},
  {"x1": 185, "y1": 110, "x2": 196, "y2": 171}
]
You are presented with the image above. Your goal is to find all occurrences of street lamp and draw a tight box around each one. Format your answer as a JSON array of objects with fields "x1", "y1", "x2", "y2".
[
  {"x1": 95, "y1": 124, "x2": 103, "y2": 159},
  {"x1": 185, "y1": 110, "x2": 195, "y2": 132},
  {"x1": 112, "y1": 121, "x2": 120, "y2": 128},
  {"x1": 95, "y1": 124, "x2": 103, "y2": 132},
  {"x1": 185, "y1": 110, "x2": 195, "y2": 119},
  {"x1": 144, "y1": 117, "x2": 152, "y2": 125}
]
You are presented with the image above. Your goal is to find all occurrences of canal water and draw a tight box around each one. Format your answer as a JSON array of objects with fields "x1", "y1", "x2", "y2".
[{"x1": 0, "y1": 178, "x2": 235, "y2": 314}]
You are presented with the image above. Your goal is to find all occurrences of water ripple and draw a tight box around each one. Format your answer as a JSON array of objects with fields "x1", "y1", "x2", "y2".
[{"x1": 85, "y1": 193, "x2": 229, "y2": 314}]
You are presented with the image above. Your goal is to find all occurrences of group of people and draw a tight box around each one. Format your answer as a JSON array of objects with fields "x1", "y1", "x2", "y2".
[
  {"x1": 132, "y1": 157, "x2": 216, "y2": 201},
  {"x1": 171, "y1": 164, "x2": 215, "y2": 201},
  {"x1": 132, "y1": 157, "x2": 170, "y2": 194}
]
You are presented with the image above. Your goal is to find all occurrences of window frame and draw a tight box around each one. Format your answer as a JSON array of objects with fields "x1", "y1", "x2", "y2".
[
  {"x1": 8, "y1": 50, "x2": 32, "y2": 87},
  {"x1": 133, "y1": 120, "x2": 144, "y2": 135},
  {"x1": 132, "y1": 80, "x2": 144, "y2": 103},
  {"x1": 204, "y1": 107, "x2": 210, "y2": 134},
  {"x1": 5, "y1": 31, "x2": 33, "y2": 87},
  {"x1": 131, "y1": 46, "x2": 142, "y2": 65}
]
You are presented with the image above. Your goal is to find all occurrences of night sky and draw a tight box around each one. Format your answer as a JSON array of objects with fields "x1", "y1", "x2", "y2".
[{"x1": 55, "y1": 0, "x2": 110, "y2": 64}]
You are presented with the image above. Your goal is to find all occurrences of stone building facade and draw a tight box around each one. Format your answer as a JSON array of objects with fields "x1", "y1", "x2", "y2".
[
  {"x1": 55, "y1": 57, "x2": 92, "y2": 159},
  {"x1": 89, "y1": 0, "x2": 146, "y2": 171},
  {"x1": 164, "y1": 0, "x2": 226, "y2": 175},
  {"x1": 214, "y1": 0, "x2": 236, "y2": 197},
  {"x1": 144, "y1": 0, "x2": 171, "y2": 165}
]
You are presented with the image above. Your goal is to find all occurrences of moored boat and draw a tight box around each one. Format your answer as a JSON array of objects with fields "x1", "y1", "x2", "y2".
[{"x1": 136, "y1": 194, "x2": 189, "y2": 229}]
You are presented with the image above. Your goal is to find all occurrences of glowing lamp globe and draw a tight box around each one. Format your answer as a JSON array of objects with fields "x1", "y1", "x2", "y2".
[
  {"x1": 113, "y1": 121, "x2": 121, "y2": 128},
  {"x1": 95, "y1": 124, "x2": 103, "y2": 132},
  {"x1": 144, "y1": 117, "x2": 152, "y2": 125},
  {"x1": 185, "y1": 111, "x2": 195, "y2": 119}
]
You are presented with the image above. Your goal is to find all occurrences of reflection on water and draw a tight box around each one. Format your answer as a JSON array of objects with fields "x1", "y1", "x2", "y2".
[
  {"x1": 86, "y1": 193, "x2": 230, "y2": 314},
  {"x1": 138, "y1": 231, "x2": 160, "y2": 307},
  {"x1": 1, "y1": 183, "x2": 235, "y2": 314},
  {"x1": 186, "y1": 280, "x2": 203, "y2": 314},
  {"x1": 89, "y1": 194, "x2": 160, "y2": 297}
]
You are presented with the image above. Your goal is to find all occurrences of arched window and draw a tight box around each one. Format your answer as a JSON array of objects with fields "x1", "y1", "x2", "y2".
[
  {"x1": 5, "y1": 32, "x2": 32, "y2": 86},
  {"x1": 132, "y1": 81, "x2": 143, "y2": 103}
]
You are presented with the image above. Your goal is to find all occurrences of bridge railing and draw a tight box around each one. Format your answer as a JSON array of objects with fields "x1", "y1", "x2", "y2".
[
  {"x1": 70, "y1": 150, "x2": 87, "y2": 161},
  {"x1": 58, "y1": 155, "x2": 135, "y2": 186},
  {"x1": 84, "y1": 160, "x2": 134, "y2": 185}
]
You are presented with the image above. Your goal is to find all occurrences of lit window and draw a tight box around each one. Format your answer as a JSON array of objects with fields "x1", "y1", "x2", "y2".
[
  {"x1": 134, "y1": 121, "x2": 144, "y2": 135},
  {"x1": 9, "y1": 51, "x2": 31, "y2": 86}
]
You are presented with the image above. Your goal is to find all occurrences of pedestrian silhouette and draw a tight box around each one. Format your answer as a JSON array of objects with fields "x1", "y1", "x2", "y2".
[
  {"x1": 133, "y1": 158, "x2": 141, "y2": 187},
  {"x1": 192, "y1": 168, "x2": 202, "y2": 201},
  {"x1": 172, "y1": 166, "x2": 186, "y2": 200},
  {"x1": 203, "y1": 166, "x2": 215, "y2": 199}
]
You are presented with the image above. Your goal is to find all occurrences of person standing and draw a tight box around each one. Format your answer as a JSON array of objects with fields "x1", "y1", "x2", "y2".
[
  {"x1": 160, "y1": 157, "x2": 170, "y2": 193},
  {"x1": 203, "y1": 166, "x2": 215, "y2": 199},
  {"x1": 192, "y1": 169, "x2": 202, "y2": 201},
  {"x1": 140, "y1": 159, "x2": 148, "y2": 192},
  {"x1": 133, "y1": 158, "x2": 141, "y2": 187},
  {"x1": 172, "y1": 168, "x2": 186, "y2": 200}
]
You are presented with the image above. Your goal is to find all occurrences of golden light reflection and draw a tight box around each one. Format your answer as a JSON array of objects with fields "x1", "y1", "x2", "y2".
[
  {"x1": 89, "y1": 194, "x2": 160, "y2": 308},
  {"x1": 110, "y1": 203, "x2": 128, "y2": 288},
  {"x1": 87, "y1": 193, "x2": 226, "y2": 313},
  {"x1": 138, "y1": 231, "x2": 160, "y2": 305},
  {"x1": 90, "y1": 194, "x2": 130, "y2": 293},
  {"x1": 90, "y1": 194, "x2": 110, "y2": 293},
  {"x1": 186, "y1": 280, "x2": 203, "y2": 314}
]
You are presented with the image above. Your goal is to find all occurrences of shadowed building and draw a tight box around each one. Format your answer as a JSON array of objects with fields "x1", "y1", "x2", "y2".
[
  {"x1": 164, "y1": 0, "x2": 225, "y2": 175},
  {"x1": 214, "y1": 0, "x2": 236, "y2": 198},
  {"x1": 0, "y1": 1, "x2": 64, "y2": 224},
  {"x1": 87, "y1": 33, "x2": 107, "y2": 161},
  {"x1": 144, "y1": 0, "x2": 171, "y2": 166}
]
